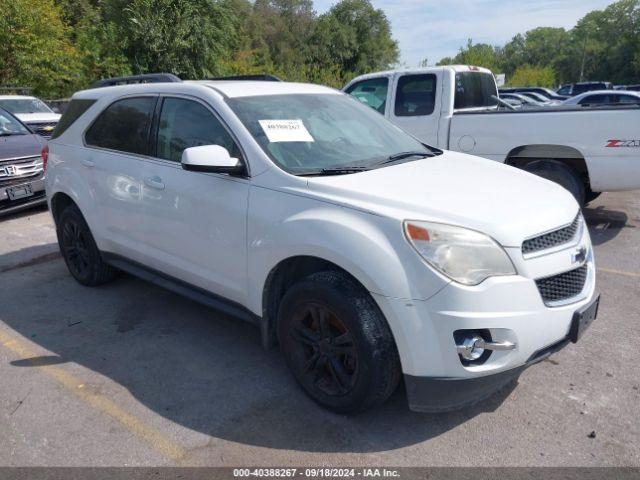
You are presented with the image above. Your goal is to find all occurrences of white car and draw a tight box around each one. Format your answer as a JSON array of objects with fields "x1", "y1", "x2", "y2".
[
  {"x1": 561, "y1": 90, "x2": 640, "y2": 107},
  {"x1": 345, "y1": 66, "x2": 640, "y2": 205},
  {"x1": 0, "y1": 95, "x2": 61, "y2": 138},
  {"x1": 45, "y1": 76, "x2": 599, "y2": 413}
]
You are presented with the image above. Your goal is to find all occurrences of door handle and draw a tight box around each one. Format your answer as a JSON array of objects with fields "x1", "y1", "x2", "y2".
[
  {"x1": 81, "y1": 159, "x2": 95, "y2": 168},
  {"x1": 144, "y1": 176, "x2": 165, "y2": 190}
]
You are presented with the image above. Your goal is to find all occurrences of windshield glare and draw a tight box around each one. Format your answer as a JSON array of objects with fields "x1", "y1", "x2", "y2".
[
  {"x1": 0, "y1": 111, "x2": 29, "y2": 135},
  {"x1": 0, "y1": 98, "x2": 53, "y2": 114},
  {"x1": 227, "y1": 93, "x2": 434, "y2": 174}
]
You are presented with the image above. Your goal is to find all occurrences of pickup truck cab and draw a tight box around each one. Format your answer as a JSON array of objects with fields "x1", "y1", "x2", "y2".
[
  {"x1": 345, "y1": 66, "x2": 640, "y2": 205},
  {"x1": 46, "y1": 77, "x2": 598, "y2": 413}
]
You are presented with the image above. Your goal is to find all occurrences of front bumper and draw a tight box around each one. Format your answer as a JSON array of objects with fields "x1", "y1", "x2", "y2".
[
  {"x1": 372, "y1": 248, "x2": 597, "y2": 412},
  {"x1": 0, "y1": 177, "x2": 46, "y2": 216}
]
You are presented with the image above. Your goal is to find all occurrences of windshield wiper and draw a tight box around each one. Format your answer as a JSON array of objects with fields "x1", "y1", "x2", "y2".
[
  {"x1": 297, "y1": 166, "x2": 371, "y2": 176},
  {"x1": 375, "y1": 151, "x2": 432, "y2": 166}
]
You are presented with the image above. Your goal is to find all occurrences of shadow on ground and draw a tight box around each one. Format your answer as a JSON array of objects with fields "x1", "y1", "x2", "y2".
[
  {"x1": 583, "y1": 205, "x2": 631, "y2": 246},
  {"x1": 0, "y1": 259, "x2": 516, "y2": 454}
]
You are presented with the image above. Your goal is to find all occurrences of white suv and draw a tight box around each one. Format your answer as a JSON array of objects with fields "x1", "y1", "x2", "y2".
[{"x1": 45, "y1": 77, "x2": 599, "y2": 413}]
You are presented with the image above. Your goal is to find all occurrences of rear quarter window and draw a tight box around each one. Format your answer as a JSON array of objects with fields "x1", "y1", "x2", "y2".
[
  {"x1": 50, "y1": 99, "x2": 96, "y2": 140},
  {"x1": 85, "y1": 97, "x2": 156, "y2": 155}
]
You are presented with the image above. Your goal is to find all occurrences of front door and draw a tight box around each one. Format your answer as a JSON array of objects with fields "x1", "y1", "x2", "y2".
[
  {"x1": 138, "y1": 96, "x2": 250, "y2": 305},
  {"x1": 389, "y1": 73, "x2": 441, "y2": 146}
]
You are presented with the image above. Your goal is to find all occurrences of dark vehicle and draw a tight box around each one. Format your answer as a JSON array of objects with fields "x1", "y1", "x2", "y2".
[
  {"x1": 625, "y1": 85, "x2": 640, "y2": 92},
  {"x1": 0, "y1": 107, "x2": 47, "y2": 216},
  {"x1": 500, "y1": 87, "x2": 568, "y2": 101},
  {"x1": 557, "y1": 82, "x2": 614, "y2": 96}
]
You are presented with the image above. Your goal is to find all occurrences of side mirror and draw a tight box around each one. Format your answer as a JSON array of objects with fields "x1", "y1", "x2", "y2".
[{"x1": 181, "y1": 145, "x2": 244, "y2": 175}]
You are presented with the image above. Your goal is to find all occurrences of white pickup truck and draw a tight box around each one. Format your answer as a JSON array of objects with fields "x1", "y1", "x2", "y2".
[{"x1": 345, "y1": 65, "x2": 640, "y2": 205}]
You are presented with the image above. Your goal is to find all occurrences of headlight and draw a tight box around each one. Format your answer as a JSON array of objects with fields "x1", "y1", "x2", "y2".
[{"x1": 404, "y1": 220, "x2": 516, "y2": 286}]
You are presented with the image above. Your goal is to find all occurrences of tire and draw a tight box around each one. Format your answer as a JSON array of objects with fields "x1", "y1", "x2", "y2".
[
  {"x1": 277, "y1": 271, "x2": 401, "y2": 414},
  {"x1": 56, "y1": 204, "x2": 118, "y2": 286},
  {"x1": 523, "y1": 160, "x2": 586, "y2": 206}
]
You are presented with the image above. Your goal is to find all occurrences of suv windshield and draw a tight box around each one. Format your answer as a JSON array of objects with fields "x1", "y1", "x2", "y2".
[
  {"x1": 0, "y1": 110, "x2": 30, "y2": 136},
  {"x1": 227, "y1": 93, "x2": 437, "y2": 175},
  {"x1": 0, "y1": 98, "x2": 53, "y2": 114}
]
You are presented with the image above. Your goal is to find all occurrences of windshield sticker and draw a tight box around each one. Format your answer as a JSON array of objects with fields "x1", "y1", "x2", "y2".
[{"x1": 259, "y1": 120, "x2": 314, "y2": 143}]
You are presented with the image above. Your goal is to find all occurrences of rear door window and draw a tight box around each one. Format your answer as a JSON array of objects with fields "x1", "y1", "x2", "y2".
[
  {"x1": 394, "y1": 74, "x2": 437, "y2": 116},
  {"x1": 345, "y1": 77, "x2": 389, "y2": 114},
  {"x1": 85, "y1": 97, "x2": 156, "y2": 155}
]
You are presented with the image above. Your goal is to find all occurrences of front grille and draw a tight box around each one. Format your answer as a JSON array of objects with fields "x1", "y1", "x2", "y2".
[
  {"x1": 536, "y1": 265, "x2": 588, "y2": 305},
  {"x1": 523, "y1": 214, "x2": 581, "y2": 255},
  {"x1": 0, "y1": 156, "x2": 43, "y2": 186}
]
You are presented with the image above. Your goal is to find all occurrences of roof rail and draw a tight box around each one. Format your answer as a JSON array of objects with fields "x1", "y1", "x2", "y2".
[
  {"x1": 206, "y1": 74, "x2": 282, "y2": 82},
  {"x1": 90, "y1": 73, "x2": 182, "y2": 89}
]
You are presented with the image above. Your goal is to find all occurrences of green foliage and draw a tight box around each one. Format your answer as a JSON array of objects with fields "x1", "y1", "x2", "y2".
[
  {"x1": 507, "y1": 65, "x2": 556, "y2": 87},
  {"x1": 0, "y1": 0, "x2": 83, "y2": 97},
  {"x1": 0, "y1": 0, "x2": 396, "y2": 96},
  {"x1": 437, "y1": 39, "x2": 502, "y2": 73}
]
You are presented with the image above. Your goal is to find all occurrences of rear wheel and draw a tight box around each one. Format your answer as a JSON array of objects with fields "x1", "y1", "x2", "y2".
[
  {"x1": 57, "y1": 204, "x2": 118, "y2": 286},
  {"x1": 278, "y1": 271, "x2": 401, "y2": 414},
  {"x1": 523, "y1": 160, "x2": 586, "y2": 206}
]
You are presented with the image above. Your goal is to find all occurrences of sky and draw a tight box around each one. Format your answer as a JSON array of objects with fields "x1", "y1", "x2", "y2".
[{"x1": 313, "y1": 0, "x2": 616, "y2": 67}]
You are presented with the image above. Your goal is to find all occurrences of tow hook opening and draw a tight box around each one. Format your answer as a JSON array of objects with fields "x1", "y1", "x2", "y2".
[{"x1": 454, "y1": 329, "x2": 517, "y2": 366}]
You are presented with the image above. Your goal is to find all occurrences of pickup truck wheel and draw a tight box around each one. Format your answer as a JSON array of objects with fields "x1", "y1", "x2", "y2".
[
  {"x1": 278, "y1": 271, "x2": 401, "y2": 414},
  {"x1": 57, "y1": 205, "x2": 118, "y2": 286},
  {"x1": 523, "y1": 160, "x2": 585, "y2": 206}
]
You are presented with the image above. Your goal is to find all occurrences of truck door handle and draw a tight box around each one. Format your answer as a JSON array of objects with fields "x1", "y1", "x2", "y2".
[
  {"x1": 81, "y1": 159, "x2": 95, "y2": 168},
  {"x1": 144, "y1": 176, "x2": 165, "y2": 190}
]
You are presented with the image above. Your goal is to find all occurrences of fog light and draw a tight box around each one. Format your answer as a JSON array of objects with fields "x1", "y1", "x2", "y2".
[{"x1": 457, "y1": 335, "x2": 485, "y2": 361}]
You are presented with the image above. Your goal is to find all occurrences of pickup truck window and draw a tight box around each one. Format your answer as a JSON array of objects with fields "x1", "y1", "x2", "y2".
[
  {"x1": 394, "y1": 74, "x2": 436, "y2": 117},
  {"x1": 345, "y1": 78, "x2": 388, "y2": 114},
  {"x1": 156, "y1": 98, "x2": 239, "y2": 162},
  {"x1": 85, "y1": 97, "x2": 155, "y2": 155},
  {"x1": 227, "y1": 93, "x2": 433, "y2": 175},
  {"x1": 454, "y1": 72, "x2": 498, "y2": 109}
]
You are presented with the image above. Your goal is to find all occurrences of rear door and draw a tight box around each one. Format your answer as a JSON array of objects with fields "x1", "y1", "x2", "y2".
[
  {"x1": 83, "y1": 95, "x2": 158, "y2": 260},
  {"x1": 389, "y1": 73, "x2": 441, "y2": 146},
  {"x1": 137, "y1": 95, "x2": 250, "y2": 304}
]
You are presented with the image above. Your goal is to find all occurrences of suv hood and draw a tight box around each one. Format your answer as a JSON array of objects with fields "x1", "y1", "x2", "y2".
[
  {"x1": 0, "y1": 133, "x2": 46, "y2": 161},
  {"x1": 306, "y1": 151, "x2": 579, "y2": 247},
  {"x1": 15, "y1": 112, "x2": 61, "y2": 124}
]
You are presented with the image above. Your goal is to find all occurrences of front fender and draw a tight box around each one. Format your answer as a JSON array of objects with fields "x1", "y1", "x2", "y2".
[{"x1": 246, "y1": 187, "x2": 448, "y2": 316}]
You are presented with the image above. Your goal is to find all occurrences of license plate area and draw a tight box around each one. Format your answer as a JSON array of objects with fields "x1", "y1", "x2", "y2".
[
  {"x1": 569, "y1": 294, "x2": 600, "y2": 343},
  {"x1": 6, "y1": 183, "x2": 33, "y2": 200}
]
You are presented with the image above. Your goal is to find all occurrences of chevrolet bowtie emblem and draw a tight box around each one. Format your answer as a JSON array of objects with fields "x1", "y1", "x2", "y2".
[{"x1": 572, "y1": 246, "x2": 587, "y2": 264}]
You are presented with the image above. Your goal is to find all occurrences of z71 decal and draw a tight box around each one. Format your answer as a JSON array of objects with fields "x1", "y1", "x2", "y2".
[{"x1": 606, "y1": 139, "x2": 640, "y2": 148}]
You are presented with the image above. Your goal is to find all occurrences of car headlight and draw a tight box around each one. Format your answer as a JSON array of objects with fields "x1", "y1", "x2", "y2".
[{"x1": 404, "y1": 220, "x2": 516, "y2": 286}]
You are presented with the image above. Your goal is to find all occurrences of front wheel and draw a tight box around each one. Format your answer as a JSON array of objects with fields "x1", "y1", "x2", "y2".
[{"x1": 278, "y1": 271, "x2": 401, "y2": 414}]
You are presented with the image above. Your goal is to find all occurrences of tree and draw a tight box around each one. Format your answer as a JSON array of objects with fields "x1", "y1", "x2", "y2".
[
  {"x1": 0, "y1": 0, "x2": 83, "y2": 97},
  {"x1": 309, "y1": 0, "x2": 399, "y2": 84},
  {"x1": 436, "y1": 39, "x2": 503, "y2": 72},
  {"x1": 507, "y1": 65, "x2": 556, "y2": 87}
]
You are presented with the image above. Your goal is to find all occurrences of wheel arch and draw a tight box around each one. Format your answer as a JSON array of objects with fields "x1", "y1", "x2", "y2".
[
  {"x1": 505, "y1": 144, "x2": 592, "y2": 191},
  {"x1": 260, "y1": 255, "x2": 376, "y2": 349},
  {"x1": 50, "y1": 191, "x2": 78, "y2": 225}
]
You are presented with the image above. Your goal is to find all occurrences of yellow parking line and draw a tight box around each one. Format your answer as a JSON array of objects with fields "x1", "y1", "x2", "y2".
[
  {"x1": 0, "y1": 328, "x2": 186, "y2": 462},
  {"x1": 598, "y1": 267, "x2": 640, "y2": 278}
]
